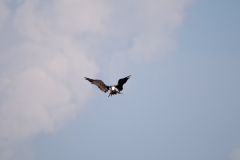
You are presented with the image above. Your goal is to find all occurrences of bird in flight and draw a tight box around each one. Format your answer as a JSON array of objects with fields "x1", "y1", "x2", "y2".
[{"x1": 84, "y1": 75, "x2": 131, "y2": 97}]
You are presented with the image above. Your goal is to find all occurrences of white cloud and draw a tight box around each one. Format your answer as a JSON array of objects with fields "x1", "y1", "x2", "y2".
[
  {"x1": 0, "y1": 0, "x2": 106, "y2": 159},
  {"x1": 128, "y1": 0, "x2": 189, "y2": 60},
  {"x1": 230, "y1": 138, "x2": 240, "y2": 160},
  {"x1": 104, "y1": 0, "x2": 192, "y2": 63},
  {"x1": 231, "y1": 148, "x2": 240, "y2": 160},
  {"x1": 0, "y1": 0, "x2": 192, "y2": 159},
  {"x1": 0, "y1": 0, "x2": 9, "y2": 28}
]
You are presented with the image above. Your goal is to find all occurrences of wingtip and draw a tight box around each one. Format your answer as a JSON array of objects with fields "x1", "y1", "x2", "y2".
[{"x1": 84, "y1": 77, "x2": 89, "y2": 81}]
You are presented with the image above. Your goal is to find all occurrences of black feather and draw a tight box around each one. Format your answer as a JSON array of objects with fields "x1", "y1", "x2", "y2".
[{"x1": 116, "y1": 75, "x2": 131, "y2": 91}]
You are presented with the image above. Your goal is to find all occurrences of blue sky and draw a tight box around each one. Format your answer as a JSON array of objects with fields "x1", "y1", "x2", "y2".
[{"x1": 0, "y1": 0, "x2": 240, "y2": 160}]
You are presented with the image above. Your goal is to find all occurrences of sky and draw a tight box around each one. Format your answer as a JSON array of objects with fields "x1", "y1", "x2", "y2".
[{"x1": 0, "y1": 0, "x2": 239, "y2": 160}]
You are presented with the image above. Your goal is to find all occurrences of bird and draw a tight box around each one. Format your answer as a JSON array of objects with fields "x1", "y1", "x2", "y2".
[{"x1": 84, "y1": 75, "x2": 131, "y2": 97}]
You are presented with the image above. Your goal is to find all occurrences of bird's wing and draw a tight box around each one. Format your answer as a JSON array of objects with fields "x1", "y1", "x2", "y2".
[
  {"x1": 85, "y1": 77, "x2": 109, "y2": 93},
  {"x1": 116, "y1": 75, "x2": 131, "y2": 90}
]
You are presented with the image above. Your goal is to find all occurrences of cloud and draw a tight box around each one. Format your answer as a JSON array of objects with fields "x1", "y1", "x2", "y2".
[
  {"x1": 0, "y1": 0, "x2": 9, "y2": 28},
  {"x1": 0, "y1": 0, "x2": 107, "y2": 159},
  {"x1": 231, "y1": 148, "x2": 240, "y2": 160},
  {"x1": 85, "y1": 0, "x2": 193, "y2": 78},
  {"x1": 231, "y1": 138, "x2": 240, "y2": 160},
  {"x1": 104, "y1": 0, "x2": 192, "y2": 63},
  {"x1": 0, "y1": 0, "x2": 192, "y2": 159}
]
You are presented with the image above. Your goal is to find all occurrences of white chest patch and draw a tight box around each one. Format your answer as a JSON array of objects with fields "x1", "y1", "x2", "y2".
[{"x1": 111, "y1": 86, "x2": 116, "y2": 90}]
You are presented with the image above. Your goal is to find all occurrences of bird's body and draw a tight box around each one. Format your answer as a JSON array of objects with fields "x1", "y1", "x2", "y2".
[
  {"x1": 84, "y1": 75, "x2": 131, "y2": 97},
  {"x1": 109, "y1": 86, "x2": 118, "y2": 96}
]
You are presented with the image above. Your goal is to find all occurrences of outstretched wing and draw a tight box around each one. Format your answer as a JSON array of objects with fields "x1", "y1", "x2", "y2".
[
  {"x1": 116, "y1": 75, "x2": 131, "y2": 91},
  {"x1": 85, "y1": 77, "x2": 109, "y2": 93}
]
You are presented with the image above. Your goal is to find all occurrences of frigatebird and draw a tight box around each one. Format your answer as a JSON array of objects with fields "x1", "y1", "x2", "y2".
[{"x1": 84, "y1": 75, "x2": 131, "y2": 97}]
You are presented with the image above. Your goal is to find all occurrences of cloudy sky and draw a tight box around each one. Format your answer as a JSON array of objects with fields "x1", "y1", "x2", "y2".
[{"x1": 0, "y1": 0, "x2": 239, "y2": 160}]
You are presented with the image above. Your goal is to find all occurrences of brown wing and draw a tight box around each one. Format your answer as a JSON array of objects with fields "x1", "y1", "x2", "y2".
[{"x1": 85, "y1": 77, "x2": 109, "y2": 93}]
